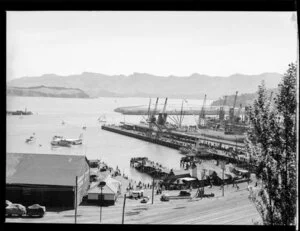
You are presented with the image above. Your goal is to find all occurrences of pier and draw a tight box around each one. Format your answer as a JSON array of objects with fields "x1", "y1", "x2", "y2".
[
  {"x1": 101, "y1": 124, "x2": 183, "y2": 150},
  {"x1": 101, "y1": 124, "x2": 255, "y2": 170}
]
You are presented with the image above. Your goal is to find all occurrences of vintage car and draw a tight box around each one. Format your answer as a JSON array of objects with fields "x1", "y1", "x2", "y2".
[
  {"x1": 140, "y1": 196, "x2": 150, "y2": 203},
  {"x1": 179, "y1": 190, "x2": 191, "y2": 196},
  {"x1": 27, "y1": 204, "x2": 46, "y2": 217},
  {"x1": 160, "y1": 194, "x2": 170, "y2": 202},
  {"x1": 129, "y1": 190, "x2": 144, "y2": 199},
  {"x1": 6, "y1": 204, "x2": 26, "y2": 217}
]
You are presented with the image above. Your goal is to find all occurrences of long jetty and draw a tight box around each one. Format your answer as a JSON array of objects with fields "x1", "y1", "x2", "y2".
[{"x1": 102, "y1": 124, "x2": 183, "y2": 149}]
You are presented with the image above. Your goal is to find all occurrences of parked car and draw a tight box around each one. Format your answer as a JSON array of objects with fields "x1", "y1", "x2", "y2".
[
  {"x1": 179, "y1": 190, "x2": 191, "y2": 196},
  {"x1": 6, "y1": 204, "x2": 26, "y2": 217},
  {"x1": 5, "y1": 200, "x2": 12, "y2": 207},
  {"x1": 160, "y1": 194, "x2": 170, "y2": 202},
  {"x1": 140, "y1": 196, "x2": 150, "y2": 203},
  {"x1": 27, "y1": 204, "x2": 46, "y2": 217},
  {"x1": 130, "y1": 190, "x2": 144, "y2": 199}
]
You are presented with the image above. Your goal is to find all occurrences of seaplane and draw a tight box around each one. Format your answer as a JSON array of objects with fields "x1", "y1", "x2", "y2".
[
  {"x1": 63, "y1": 133, "x2": 83, "y2": 145},
  {"x1": 50, "y1": 134, "x2": 83, "y2": 147},
  {"x1": 51, "y1": 136, "x2": 71, "y2": 147}
]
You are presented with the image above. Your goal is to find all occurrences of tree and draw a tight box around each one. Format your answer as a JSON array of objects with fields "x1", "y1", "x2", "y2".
[{"x1": 245, "y1": 63, "x2": 297, "y2": 225}]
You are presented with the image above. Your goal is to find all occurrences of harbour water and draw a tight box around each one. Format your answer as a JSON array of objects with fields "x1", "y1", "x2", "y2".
[{"x1": 6, "y1": 96, "x2": 212, "y2": 184}]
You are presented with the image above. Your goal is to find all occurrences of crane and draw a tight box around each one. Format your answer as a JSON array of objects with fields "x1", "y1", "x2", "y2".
[
  {"x1": 236, "y1": 103, "x2": 242, "y2": 122},
  {"x1": 148, "y1": 97, "x2": 159, "y2": 134},
  {"x1": 233, "y1": 91, "x2": 238, "y2": 110},
  {"x1": 151, "y1": 97, "x2": 159, "y2": 122},
  {"x1": 179, "y1": 99, "x2": 185, "y2": 128},
  {"x1": 147, "y1": 98, "x2": 152, "y2": 122},
  {"x1": 198, "y1": 94, "x2": 207, "y2": 128},
  {"x1": 157, "y1": 98, "x2": 168, "y2": 125},
  {"x1": 162, "y1": 97, "x2": 168, "y2": 114},
  {"x1": 229, "y1": 91, "x2": 238, "y2": 122},
  {"x1": 199, "y1": 94, "x2": 207, "y2": 119},
  {"x1": 219, "y1": 95, "x2": 227, "y2": 121}
]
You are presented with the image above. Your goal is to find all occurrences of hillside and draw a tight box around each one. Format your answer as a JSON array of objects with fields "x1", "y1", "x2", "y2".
[
  {"x1": 6, "y1": 85, "x2": 89, "y2": 98},
  {"x1": 7, "y1": 72, "x2": 283, "y2": 99},
  {"x1": 211, "y1": 88, "x2": 279, "y2": 107}
]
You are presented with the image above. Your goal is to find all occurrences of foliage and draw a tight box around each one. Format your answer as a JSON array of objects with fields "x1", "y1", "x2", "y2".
[{"x1": 245, "y1": 63, "x2": 297, "y2": 225}]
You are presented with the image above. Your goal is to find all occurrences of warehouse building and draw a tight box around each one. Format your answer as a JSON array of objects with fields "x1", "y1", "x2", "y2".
[
  {"x1": 6, "y1": 153, "x2": 90, "y2": 209},
  {"x1": 87, "y1": 175, "x2": 121, "y2": 206}
]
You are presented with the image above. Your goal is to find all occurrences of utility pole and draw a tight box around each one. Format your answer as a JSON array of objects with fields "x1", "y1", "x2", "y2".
[
  {"x1": 152, "y1": 177, "x2": 155, "y2": 204},
  {"x1": 221, "y1": 161, "x2": 225, "y2": 197},
  {"x1": 122, "y1": 194, "x2": 127, "y2": 224},
  {"x1": 75, "y1": 176, "x2": 78, "y2": 224},
  {"x1": 100, "y1": 187, "x2": 103, "y2": 223},
  {"x1": 99, "y1": 181, "x2": 106, "y2": 223}
]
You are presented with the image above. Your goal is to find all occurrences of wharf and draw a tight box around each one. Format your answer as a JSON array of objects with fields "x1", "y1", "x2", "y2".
[
  {"x1": 102, "y1": 124, "x2": 182, "y2": 150},
  {"x1": 101, "y1": 124, "x2": 253, "y2": 168}
]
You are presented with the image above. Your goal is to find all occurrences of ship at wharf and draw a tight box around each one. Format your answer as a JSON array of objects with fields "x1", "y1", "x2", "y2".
[
  {"x1": 101, "y1": 123, "x2": 255, "y2": 170},
  {"x1": 102, "y1": 95, "x2": 256, "y2": 171}
]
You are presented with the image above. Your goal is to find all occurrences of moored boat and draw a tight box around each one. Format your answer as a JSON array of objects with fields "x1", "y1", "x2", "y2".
[
  {"x1": 50, "y1": 136, "x2": 71, "y2": 147},
  {"x1": 25, "y1": 136, "x2": 35, "y2": 143}
]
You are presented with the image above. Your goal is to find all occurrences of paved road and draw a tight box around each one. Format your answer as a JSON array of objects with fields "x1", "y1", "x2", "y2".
[{"x1": 5, "y1": 182, "x2": 261, "y2": 224}]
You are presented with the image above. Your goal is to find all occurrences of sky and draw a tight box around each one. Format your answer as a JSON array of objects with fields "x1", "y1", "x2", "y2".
[{"x1": 6, "y1": 11, "x2": 298, "y2": 81}]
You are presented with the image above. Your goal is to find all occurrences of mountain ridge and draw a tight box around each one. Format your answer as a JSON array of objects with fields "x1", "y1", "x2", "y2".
[{"x1": 7, "y1": 72, "x2": 283, "y2": 99}]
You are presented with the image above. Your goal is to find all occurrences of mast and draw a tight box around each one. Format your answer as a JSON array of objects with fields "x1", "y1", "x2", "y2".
[
  {"x1": 233, "y1": 91, "x2": 238, "y2": 111},
  {"x1": 162, "y1": 98, "x2": 168, "y2": 114},
  {"x1": 147, "y1": 98, "x2": 152, "y2": 121},
  {"x1": 179, "y1": 99, "x2": 184, "y2": 128},
  {"x1": 199, "y1": 94, "x2": 207, "y2": 125},
  {"x1": 152, "y1": 97, "x2": 159, "y2": 117}
]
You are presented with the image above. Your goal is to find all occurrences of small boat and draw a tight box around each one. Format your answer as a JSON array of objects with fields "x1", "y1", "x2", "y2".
[
  {"x1": 98, "y1": 115, "x2": 107, "y2": 123},
  {"x1": 61, "y1": 121, "x2": 65, "y2": 125},
  {"x1": 25, "y1": 136, "x2": 35, "y2": 143}
]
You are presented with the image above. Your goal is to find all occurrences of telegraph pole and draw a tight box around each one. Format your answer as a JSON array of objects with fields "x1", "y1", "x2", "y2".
[
  {"x1": 75, "y1": 176, "x2": 78, "y2": 224},
  {"x1": 221, "y1": 162, "x2": 225, "y2": 197},
  {"x1": 222, "y1": 168, "x2": 224, "y2": 197},
  {"x1": 99, "y1": 181, "x2": 106, "y2": 223},
  {"x1": 122, "y1": 194, "x2": 126, "y2": 224},
  {"x1": 152, "y1": 177, "x2": 155, "y2": 204}
]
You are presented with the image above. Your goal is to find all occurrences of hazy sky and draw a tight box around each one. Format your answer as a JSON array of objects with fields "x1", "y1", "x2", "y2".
[{"x1": 6, "y1": 11, "x2": 298, "y2": 81}]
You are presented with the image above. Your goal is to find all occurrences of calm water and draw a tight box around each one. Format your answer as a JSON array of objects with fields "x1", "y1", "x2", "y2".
[{"x1": 6, "y1": 96, "x2": 212, "y2": 184}]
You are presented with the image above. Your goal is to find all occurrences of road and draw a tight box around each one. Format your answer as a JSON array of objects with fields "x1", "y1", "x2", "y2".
[{"x1": 6, "y1": 181, "x2": 261, "y2": 224}]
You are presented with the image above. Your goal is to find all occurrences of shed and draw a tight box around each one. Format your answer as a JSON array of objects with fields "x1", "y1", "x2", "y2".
[
  {"x1": 6, "y1": 153, "x2": 90, "y2": 209},
  {"x1": 87, "y1": 176, "x2": 121, "y2": 205}
]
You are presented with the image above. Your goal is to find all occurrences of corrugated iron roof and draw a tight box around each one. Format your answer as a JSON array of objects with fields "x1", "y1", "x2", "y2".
[
  {"x1": 6, "y1": 153, "x2": 89, "y2": 187},
  {"x1": 88, "y1": 177, "x2": 121, "y2": 195}
]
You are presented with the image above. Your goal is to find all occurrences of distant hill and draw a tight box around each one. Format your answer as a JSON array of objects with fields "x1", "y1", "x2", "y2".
[
  {"x1": 7, "y1": 72, "x2": 283, "y2": 99},
  {"x1": 6, "y1": 85, "x2": 89, "y2": 98},
  {"x1": 211, "y1": 88, "x2": 279, "y2": 107}
]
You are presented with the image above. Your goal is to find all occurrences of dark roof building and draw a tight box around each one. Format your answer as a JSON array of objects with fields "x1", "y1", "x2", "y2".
[{"x1": 6, "y1": 153, "x2": 90, "y2": 209}]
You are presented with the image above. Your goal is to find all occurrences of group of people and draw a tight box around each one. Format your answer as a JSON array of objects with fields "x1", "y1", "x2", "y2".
[{"x1": 126, "y1": 181, "x2": 152, "y2": 192}]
